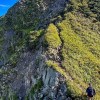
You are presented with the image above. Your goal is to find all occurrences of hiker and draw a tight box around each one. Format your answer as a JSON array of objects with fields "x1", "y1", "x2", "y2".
[{"x1": 86, "y1": 83, "x2": 96, "y2": 100}]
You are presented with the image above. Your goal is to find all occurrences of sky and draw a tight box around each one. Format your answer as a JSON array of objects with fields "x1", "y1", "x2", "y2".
[{"x1": 0, "y1": 0, "x2": 18, "y2": 16}]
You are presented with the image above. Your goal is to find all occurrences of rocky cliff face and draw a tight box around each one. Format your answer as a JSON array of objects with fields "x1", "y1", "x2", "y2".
[
  {"x1": 0, "y1": 29, "x2": 70, "y2": 100},
  {"x1": 9, "y1": 51, "x2": 68, "y2": 100},
  {"x1": 0, "y1": 0, "x2": 70, "y2": 99},
  {"x1": 5, "y1": 0, "x2": 68, "y2": 29}
]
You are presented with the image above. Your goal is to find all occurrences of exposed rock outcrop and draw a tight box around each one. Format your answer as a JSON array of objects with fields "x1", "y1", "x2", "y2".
[
  {"x1": 0, "y1": 39, "x2": 70, "y2": 99},
  {"x1": 5, "y1": 0, "x2": 68, "y2": 28}
]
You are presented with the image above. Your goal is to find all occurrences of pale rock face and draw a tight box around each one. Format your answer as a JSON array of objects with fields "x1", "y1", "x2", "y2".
[{"x1": 7, "y1": 48, "x2": 69, "y2": 99}]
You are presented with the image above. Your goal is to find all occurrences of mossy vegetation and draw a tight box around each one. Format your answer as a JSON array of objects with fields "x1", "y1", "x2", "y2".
[
  {"x1": 44, "y1": 24, "x2": 62, "y2": 49},
  {"x1": 25, "y1": 79, "x2": 43, "y2": 100},
  {"x1": 67, "y1": 0, "x2": 100, "y2": 20},
  {"x1": 0, "y1": 27, "x2": 3, "y2": 31},
  {"x1": 0, "y1": 30, "x2": 4, "y2": 50},
  {"x1": 45, "y1": 11, "x2": 100, "y2": 99},
  {"x1": 28, "y1": 29, "x2": 44, "y2": 50},
  {"x1": 0, "y1": 92, "x2": 18, "y2": 100},
  {"x1": 8, "y1": 94, "x2": 18, "y2": 100}
]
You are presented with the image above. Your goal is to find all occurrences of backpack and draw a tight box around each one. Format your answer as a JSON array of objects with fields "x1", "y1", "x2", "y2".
[{"x1": 87, "y1": 87, "x2": 95, "y2": 97}]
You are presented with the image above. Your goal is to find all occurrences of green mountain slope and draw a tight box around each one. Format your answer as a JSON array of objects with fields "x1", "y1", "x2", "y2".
[
  {"x1": 44, "y1": 1, "x2": 100, "y2": 99},
  {"x1": 45, "y1": 12, "x2": 100, "y2": 99},
  {"x1": 0, "y1": 0, "x2": 100, "y2": 100}
]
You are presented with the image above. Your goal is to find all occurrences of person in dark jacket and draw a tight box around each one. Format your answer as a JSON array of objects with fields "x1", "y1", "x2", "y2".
[{"x1": 86, "y1": 83, "x2": 96, "y2": 100}]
